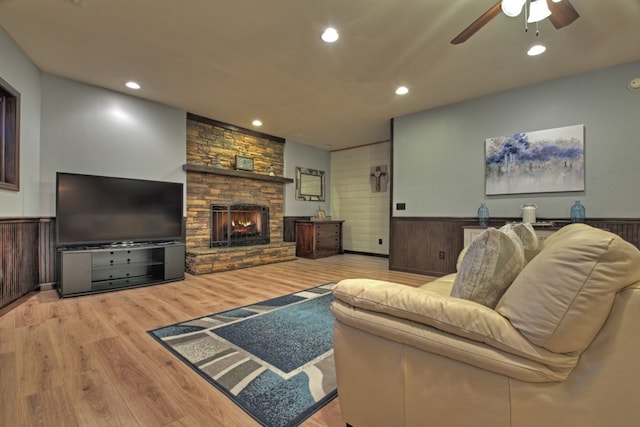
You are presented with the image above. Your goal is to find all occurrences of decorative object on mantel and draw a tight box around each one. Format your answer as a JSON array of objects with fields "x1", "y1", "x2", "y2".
[
  {"x1": 211, "y1": 154, "x2": 221, "y2": 168},
  {"x1": 369, "y1": 165, "x2": 388, "y2": 192},
  {"x1": 485, "y1": 124, "x2": 584, "y2": 195},
  {"x1": 182, "y1": 164, "x2": 293, "y2": 184},
  {"x1": 570, "y1": 200, "x2": 586, "y2": 223},
  {"x1": 521, "y1": 203, "x2": 537, "y2": 224},
  {"x1": 268, "y1": 166, "x2": 275, "y2": 176},
  {"x1": 235, "y1": 155, "x2": 254, "y2": 172},
  {"x1": 478, "y1": 203, "x2": 489, "y2": 226}
]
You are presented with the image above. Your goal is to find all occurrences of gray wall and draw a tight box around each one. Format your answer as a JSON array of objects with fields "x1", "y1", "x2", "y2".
[
  {"x1": 0, "y1": 26, "x2": 41, "y2": 217},
  {"x1": 39, "y1": 74, "x2": 187, "y2": 216},
  {"x1": 284, "y1": 140, "x2": 331, "y2": 217},
  {"x1": 393, "y1": 61, "x2": 640, "y2": 220}
]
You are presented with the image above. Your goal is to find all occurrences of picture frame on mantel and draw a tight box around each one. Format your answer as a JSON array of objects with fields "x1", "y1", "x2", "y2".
[{"x1": 235, "y1": 155, "x2": 254, "y2": 172}]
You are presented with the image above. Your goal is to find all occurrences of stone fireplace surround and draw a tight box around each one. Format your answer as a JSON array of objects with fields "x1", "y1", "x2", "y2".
[{"x1": 184, "y1": 114, "x2": 295, "y2": 275}]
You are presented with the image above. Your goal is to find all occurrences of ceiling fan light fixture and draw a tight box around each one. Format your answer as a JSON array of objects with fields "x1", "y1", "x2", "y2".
[
  {"x1": 501, "y1": 0, "x2": 526, "y2": 17},
  {"x1": 528, "y1": 0, "x2": 552, "y2": 23}
]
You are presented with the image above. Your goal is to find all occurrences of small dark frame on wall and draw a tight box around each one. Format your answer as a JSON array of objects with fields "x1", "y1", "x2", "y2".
[
  {"x1": 0, "y1": 76, "x2": 20, "y2": 191},
  {"x1": 235, "y1": 155, "x2": 254, "y2": 172}
]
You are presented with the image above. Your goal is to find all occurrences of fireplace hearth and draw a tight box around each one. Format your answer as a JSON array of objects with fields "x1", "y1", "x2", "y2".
[{"x1": 211, "y1": 204, "x2": 270, "y2": 247}]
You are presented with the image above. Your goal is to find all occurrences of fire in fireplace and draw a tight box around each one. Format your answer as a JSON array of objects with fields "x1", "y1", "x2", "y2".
[{"x1": 211, "y1": 204, "x2": 270, "y2": 247}]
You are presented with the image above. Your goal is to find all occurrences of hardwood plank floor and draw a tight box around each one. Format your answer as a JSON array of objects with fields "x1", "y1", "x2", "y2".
[{"x1": 0, "y1": 254, "x2": 434, "y2": 427}]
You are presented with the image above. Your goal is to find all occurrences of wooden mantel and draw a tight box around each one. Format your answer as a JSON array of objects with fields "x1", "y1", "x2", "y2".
[{"x1": 182, "y1": 164, "x2": 294, "y2": 184}]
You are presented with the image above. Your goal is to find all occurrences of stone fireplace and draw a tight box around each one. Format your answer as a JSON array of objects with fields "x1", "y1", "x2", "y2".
[
  {"x1": 211, "y1": 204, "x2": 270, "y2": 247},
  {"x1": 183, "y1": 114, "x2": 296, "y2": 274}
]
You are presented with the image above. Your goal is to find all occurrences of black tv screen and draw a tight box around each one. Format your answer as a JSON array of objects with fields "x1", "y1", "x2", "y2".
[{"x1": 56, "y1": 172, "x2": 184, "y2": 246}]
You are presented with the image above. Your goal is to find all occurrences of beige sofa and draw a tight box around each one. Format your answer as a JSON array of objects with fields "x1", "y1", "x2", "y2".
[{"x1": 331, "y1": 224, "x2": 640, "y2": 427}]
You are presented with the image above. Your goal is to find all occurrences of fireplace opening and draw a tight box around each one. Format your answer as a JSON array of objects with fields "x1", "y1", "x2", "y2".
[{"x1": 211, "y1": 204, "x2": 270, "y2": 247}]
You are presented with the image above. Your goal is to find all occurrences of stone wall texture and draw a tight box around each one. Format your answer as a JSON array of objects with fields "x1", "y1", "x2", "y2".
[{"x1": 185, "y1": 116, "x2": 293, "y2": 274}]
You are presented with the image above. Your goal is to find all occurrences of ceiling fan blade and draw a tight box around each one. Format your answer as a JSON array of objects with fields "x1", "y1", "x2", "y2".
[
  {"x1": 547, "y1": 0, "x2": 580, "y2": 29},
  {"x1": 451, "y1": 1, "x2": 503, "y2": 45}
]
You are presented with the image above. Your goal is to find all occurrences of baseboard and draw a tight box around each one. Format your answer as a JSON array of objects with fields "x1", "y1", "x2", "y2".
[
  {"x1": 343, "y1": 250, "x2": 389, "y2": 258},
  {"x1": 40, "y1": 282, "x2": 57, "y2": 291}
]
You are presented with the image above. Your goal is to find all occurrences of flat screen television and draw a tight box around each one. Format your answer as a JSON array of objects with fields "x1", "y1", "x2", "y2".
[{"x1": 56, "y1": 172, "x2": 184, "y2": 246}]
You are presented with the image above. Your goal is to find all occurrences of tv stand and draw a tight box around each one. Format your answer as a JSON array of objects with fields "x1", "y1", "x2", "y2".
[{"x1": 56, "y1": 242, "x2": 185, "y2": 297}]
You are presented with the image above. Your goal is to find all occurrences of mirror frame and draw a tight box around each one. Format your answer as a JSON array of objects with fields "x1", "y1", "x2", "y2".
[{"x1": 295, "y1": 167, "x2": 326, "y2": 201}]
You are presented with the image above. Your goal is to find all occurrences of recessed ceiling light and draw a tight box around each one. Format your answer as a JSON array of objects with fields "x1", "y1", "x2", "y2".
[
  {"x1": 125, "y1": 81, "x2": 141, "y2": 90},
  {"x1": 527, "y1": 44, "x2": 547, "y2": 56},
  {"x1": 628, "y1": 77, "x2": 640, "y2": 91},
  {"x1": 321, "y1": 27, "x2": 339, "y2": 43},
  {"x1": 395, "y1": 86, "x2": 409, "y2": 95},
  {"x1": 252, "y1": 119, "x2": 263, "y2": 127}
]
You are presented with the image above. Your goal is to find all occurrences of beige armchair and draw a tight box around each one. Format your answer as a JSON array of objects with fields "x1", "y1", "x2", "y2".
[{"x1": 332, "y1": 224, "x2": 640, "y2": 426}]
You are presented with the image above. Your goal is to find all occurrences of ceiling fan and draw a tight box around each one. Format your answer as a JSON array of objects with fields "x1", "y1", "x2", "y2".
[{"x1": 451, "y1": 0, "x2": 580, "y2": 45}]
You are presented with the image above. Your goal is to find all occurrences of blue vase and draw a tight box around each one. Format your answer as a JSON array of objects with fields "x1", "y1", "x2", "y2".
[
  {"x1": 478, "y1": 203, "x2": 489, "y2": 227},
  {"x1": 570, "y1": 201, "x2": 585, "y2": 223}
]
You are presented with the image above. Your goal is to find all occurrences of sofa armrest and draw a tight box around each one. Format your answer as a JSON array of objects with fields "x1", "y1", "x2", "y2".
[{"x1": 332, "y1": 279, "x2": 579, "y2": 382}]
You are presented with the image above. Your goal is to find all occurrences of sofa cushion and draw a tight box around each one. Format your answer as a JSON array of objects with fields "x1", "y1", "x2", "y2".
[
  {"x1": 505, "y1": 222, "x2": 539, "y2": 262},
  {"x1": 496, "y1": 224, "x2": 640, "y2": 353},
  {"x1": 332, "y1": 279, "x2": 580, "y2": 382},
  {"x1": 451, "y1": 227, "x2": 525, "y2": 308}
]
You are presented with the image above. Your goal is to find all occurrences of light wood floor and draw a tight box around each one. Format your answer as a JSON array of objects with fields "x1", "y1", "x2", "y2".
[{"x1": 0, "y1": 254, "x2": 433, "y2": 427}]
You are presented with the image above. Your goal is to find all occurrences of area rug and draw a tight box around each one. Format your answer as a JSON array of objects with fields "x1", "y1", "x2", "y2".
[{"x1": 148, "y1": 283, "x2": 337, "y2": 427}]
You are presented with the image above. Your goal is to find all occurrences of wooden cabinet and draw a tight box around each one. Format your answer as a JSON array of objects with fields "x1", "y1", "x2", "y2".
[{"x1": 295, "y1": 220, "x2": 344, "y2": 259}]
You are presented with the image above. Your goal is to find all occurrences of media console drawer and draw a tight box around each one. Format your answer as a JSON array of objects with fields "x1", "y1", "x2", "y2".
[
  {"x1": 56, "y1": 242, "x2": 185, "y2": 297},
  {"x1": 295, "y1": 220, "x2": 344, "y2": 259}
]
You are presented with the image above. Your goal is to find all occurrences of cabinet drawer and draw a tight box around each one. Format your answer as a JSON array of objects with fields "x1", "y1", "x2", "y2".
[
  {"x1": 316, "y1": 237, "x2": 339, "y2": 250},
  {"x1": 315, "y1": 225, "x2": 340, "y2": 238}
]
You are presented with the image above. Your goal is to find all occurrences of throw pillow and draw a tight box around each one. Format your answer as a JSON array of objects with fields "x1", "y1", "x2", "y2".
[
  {"x1": 503, "y1": 222, "x2": 539, "y2": 263},
  {"x1": 455, "y1": 246, "x2": 468, "y2": 272},
  {"x1": 451, "y1": 227, "x2": 525, "y2": 308}
]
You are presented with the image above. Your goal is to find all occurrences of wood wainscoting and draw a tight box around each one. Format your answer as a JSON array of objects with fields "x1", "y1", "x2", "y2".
[
  {"x1": 390, "y1": 217, "x2": 640, "y2": 277},
  {"x1": 1, "y1": 218, "x2": 39, "y2": 309}
]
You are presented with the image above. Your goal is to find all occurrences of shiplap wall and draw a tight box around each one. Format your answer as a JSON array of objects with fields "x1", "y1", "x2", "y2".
[{"x1": 331, "y1": 141, "x2": 390, "y2": 255}]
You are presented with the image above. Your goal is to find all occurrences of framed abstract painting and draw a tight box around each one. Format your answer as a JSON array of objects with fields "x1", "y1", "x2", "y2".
[{"x1": 485, "y1": 124, "x2": 585, "y2": 195}]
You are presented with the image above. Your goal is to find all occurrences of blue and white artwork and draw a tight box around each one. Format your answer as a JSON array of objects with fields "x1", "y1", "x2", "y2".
[{"x1": 485, "y1": 124, "x2": 584, "y2": 195}]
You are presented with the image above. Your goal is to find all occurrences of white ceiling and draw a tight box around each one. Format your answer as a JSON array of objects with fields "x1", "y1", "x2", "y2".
[{"x1": 1, "y1": 0, "x2": 639, "y2": 150}]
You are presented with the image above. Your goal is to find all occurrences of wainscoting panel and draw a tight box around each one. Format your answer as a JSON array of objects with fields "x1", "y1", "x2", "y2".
[
  {"x1": 0, "y1": 218, "x2": 41, "y2": 308},
  {"x1": 390, "y1": 217, "x2": 640, "y2": 277},
  {"x1": 39, "y1": 218, "x2": 57, "y2": 285},
  {"x1": 390, "y1": 218, "x2": 477, "y2": 276}
]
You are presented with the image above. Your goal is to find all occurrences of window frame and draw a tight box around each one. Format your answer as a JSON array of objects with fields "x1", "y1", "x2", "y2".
[{"x1": 0, "y1": 76, "x2": 20, "y2": 192}]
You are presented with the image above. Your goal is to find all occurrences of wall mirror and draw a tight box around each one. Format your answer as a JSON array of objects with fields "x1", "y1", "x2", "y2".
[{"x1": 296, "y1": 167, "x2": 325, "y2": 201}]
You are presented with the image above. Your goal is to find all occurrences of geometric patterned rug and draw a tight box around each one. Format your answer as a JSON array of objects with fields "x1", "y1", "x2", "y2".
[{"x1": 148, "y1": 283, "x2": 337, "y2": 427}]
